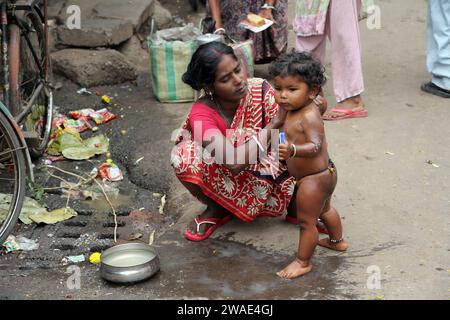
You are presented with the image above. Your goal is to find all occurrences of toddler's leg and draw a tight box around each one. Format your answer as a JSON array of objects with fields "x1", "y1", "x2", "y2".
[
  {"x1": 277, "y1": 180, "x2": 326, "y2": 279},
  {"x1": 318, "y1": 199, "x2": 348, "y2": 251}
]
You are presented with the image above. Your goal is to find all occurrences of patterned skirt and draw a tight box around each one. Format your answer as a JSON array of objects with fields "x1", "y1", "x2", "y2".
[{"x1": 171, "y1": 140, "x2": 295, "y2": 222}]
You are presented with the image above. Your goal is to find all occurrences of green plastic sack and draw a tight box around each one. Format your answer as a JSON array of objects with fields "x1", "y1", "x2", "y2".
[{"x1": 148, "y1": 24, "x2": 199, "y2": 103}]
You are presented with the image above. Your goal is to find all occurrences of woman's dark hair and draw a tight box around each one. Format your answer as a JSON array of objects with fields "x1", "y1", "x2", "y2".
[
  {"x1": 269, "y1": 51, "x2": 326, "y2": 89},
  {"x1": 182, "y1": 41, "x2": 238, "y2": 91}
]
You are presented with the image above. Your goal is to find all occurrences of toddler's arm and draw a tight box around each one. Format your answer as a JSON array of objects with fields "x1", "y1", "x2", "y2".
[{"x1": 279, "y1": 112, "x2": 325, "y2": 160}]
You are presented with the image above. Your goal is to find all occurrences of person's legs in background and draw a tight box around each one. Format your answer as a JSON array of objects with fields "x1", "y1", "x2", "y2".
[
  {"x1": 421, "y1": 0, "x2": 450, "y2": 98},
  {"x1": 323, "y1": 0, "x2": 367, "y2": 120},
  {"x1": 295, "y1": 32, "x2": 327, "y2": 65}
]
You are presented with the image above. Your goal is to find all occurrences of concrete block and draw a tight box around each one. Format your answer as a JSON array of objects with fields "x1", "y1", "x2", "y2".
[
  {"x1": 56, "y1": 19, "x2": 134, "y2": 47},
  {"x1": 51, "y1": 49, "x2": 138, "y2": 87}
]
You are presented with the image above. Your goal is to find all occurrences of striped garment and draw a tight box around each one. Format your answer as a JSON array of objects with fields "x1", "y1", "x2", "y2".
[{"x1": 148, "y1": 38, "x2": 198, "y2": 102}]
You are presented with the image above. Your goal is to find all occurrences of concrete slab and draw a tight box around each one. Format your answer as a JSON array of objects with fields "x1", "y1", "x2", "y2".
[
  {"x1": 56, "y1": 0, "x2": 98, "y2": 23},
  {"x1": 56, "y1": 0, "x2": 155, "y2": 35},
  {"x1": 93, "y1": 0, "x2": 155, "y2": 31},
  {"x1": 118, "y1": 35, "x2": 150, "y2": 72},
  {"x1": 51, "y1": 49, "x2": 137, "y2": 87},
  {"x1": 47, "y1": 0, "x2": 66, "y2": 19},
  {"x1": 57, "y1": 19, "x2": 134, "y2": 47},
  {"x1": 152, "y1": 0, "x2": 173, "y2": 30}
]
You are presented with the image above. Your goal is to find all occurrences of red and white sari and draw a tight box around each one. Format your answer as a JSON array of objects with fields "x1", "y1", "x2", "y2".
[{"x1": 170, "y1": 78, "x2": 295, "y2": 222}]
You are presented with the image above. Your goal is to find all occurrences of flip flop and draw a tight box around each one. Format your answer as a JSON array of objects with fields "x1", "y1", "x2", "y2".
[
  {"x1": 323, "y1": 107, "x2": 368, "y2": 121},
  {"x1": 185, "y1": 215, "x2": 232, "y2": 241},
  {"x1": 285, "y1": 216, "x2": 329, "y2": 235}
]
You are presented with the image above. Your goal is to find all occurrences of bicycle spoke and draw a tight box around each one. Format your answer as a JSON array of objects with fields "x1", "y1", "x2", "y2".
[
  {"x1": 20, "y1": 77, "x2": 38, "y2": 89},
  {"x1": 0, "y1": 177, "x2": 16, "y2": 182},
  {"x1": 0, "y1": 147, "x2": 25, "y2": 158}
]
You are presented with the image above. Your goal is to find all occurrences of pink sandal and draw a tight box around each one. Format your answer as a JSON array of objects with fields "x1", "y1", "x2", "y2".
[
  {"x1": 185, "y1": 215, "x2": 232, "y2": 241},
  {"x1": 323, "y1": 107, "x2": 368, "y2": 121}
]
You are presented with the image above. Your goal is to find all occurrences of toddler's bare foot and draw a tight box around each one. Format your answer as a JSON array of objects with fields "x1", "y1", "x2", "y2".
[
  {"x1": 318, "y1": 238, "x2": 349, "y2": 251},
  {"x1": 276, "y1": 258, "x2": 312, "y2": 279}
]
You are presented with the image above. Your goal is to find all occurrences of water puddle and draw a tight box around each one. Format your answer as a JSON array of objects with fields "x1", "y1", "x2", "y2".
[
  {"x1": 82, "y1": 193, "x2": 133, "y2": 213},
  {"x1": 148, "y1": 231, "x2": 356, "y2": 299}
]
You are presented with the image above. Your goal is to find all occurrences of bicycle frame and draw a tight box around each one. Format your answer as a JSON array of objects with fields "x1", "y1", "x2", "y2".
[
  {"x1": 0, "y1": 99, "x2": 34, "y2": 181},
  {"x1": 2, "y1": 0, "x2": 49, "y2": 120},
  {"x1": 0, "y1": 0, "x2": 52, "y2": 161}
]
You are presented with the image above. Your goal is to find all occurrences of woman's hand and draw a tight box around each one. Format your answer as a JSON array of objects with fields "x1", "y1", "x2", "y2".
[
  {"x1": 279, "y1": 143, "x2": 291, "y2": 161},
  {"x1": 258, "y1": 8, "x2": 274, "y2": 21},
  {"x1": 272, "y1": 105, "x2": 288, "y2": 129},
  {"x1": 313, "y1": 95, "x2": 328, "y2": 116},
  {"x1": 226, "y1": 163, "x2": 246, "y2": 176}
]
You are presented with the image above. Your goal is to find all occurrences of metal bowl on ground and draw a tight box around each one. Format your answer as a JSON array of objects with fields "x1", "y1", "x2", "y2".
[{"x1": 100, "y1": 243, "x2": 160, "y2": 284}]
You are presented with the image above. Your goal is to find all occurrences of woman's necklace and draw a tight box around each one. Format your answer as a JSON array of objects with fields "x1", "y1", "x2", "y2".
[{"x1": 214, "y1": 98, "x2": 233, "y2": 128}]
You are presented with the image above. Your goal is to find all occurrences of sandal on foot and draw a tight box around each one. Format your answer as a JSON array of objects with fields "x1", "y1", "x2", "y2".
[
  {"x1": 185, "y1": 215, "x2": 232, "y2": 241},
  {"x1": 323, "y1": 107, "x2": 368, "y2": 121}
]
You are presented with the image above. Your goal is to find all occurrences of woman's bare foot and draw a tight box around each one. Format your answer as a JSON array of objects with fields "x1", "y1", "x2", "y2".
[
  {"x1": 336, "y1": 95, "x2": 364, "y2": 110},
  {"x1": 276, "y1": 258, "x2": 312, "y2": 279},
  {"x1": 318, "y1": 238, "x2": 349, "y2": 251}
]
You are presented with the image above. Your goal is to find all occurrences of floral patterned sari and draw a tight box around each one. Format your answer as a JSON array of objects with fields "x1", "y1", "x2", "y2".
[{"x1": 171, "y1": 78, "x2": 295, "y2": 222}]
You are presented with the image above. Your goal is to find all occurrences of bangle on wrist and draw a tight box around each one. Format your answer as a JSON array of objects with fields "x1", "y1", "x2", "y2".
[
  {"x1": 214, "y1": 28, "x2": 226, "y2": 35},
  {"x1": 261, "y1": 3, "x2": 275, "y2": 10},
  {"x1": 290, "y1": 144, "x2": 297, "y2": 158}
]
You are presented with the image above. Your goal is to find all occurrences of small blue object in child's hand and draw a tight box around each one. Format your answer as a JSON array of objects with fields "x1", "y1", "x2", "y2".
[{"x1": 279, "y1": 132, "x2": 285, "y2": 144}]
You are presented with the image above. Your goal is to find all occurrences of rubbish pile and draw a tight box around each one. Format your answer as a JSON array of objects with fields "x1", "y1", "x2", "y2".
[{"x1": 1, "y1": 89, "x2": 126, "y2": 256}]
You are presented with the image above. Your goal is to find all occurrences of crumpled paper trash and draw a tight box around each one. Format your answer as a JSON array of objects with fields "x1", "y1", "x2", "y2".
[
  {"x1": 1, "y1": 235, "x2": 20, "y2": 253},
  {"x1": 62, "y1": 254, "x2": 85, "y2": 265},
  {"x1": 15, "y1": 235, "x2": 40, "y2": 251},
  {"x1": 1, "y1": 235, "x2": 39, "y2": 252}
]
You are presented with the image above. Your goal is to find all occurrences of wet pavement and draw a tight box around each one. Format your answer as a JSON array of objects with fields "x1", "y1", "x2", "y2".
[{"x1": 0, "y1": 229, "x2": 355, "y2": 300}]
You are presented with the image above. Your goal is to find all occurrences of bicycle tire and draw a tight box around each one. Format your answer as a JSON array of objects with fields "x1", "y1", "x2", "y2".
[
  {"x1": 12, "y1": 7, "x2": 53, "y2": 158},
  {"x1": 0, "y1": 110, "x2": 26, "y2": 245}
]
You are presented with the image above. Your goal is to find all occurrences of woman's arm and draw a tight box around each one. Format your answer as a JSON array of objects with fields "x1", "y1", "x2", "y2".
[
  {"x1": 258, "y1": 0, "x2": 277, "y2": 20},
  {"x1": 314, "y1": 90, "x2": 328, "y2": 115},
  {"x1": 208, "y1": 0, "x2": 223, "y2": 30},
  {"x1": 204, "y1": 107, "x2": 286, "y2": 175}
]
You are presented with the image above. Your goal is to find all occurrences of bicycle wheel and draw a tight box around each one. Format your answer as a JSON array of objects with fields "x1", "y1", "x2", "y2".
[
  {"x1": 11, "y1": 7, "x2": 53, "y2": 158},
  {"x1": 0, "y1": 110, "x2": 26, "y2": 245}
]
